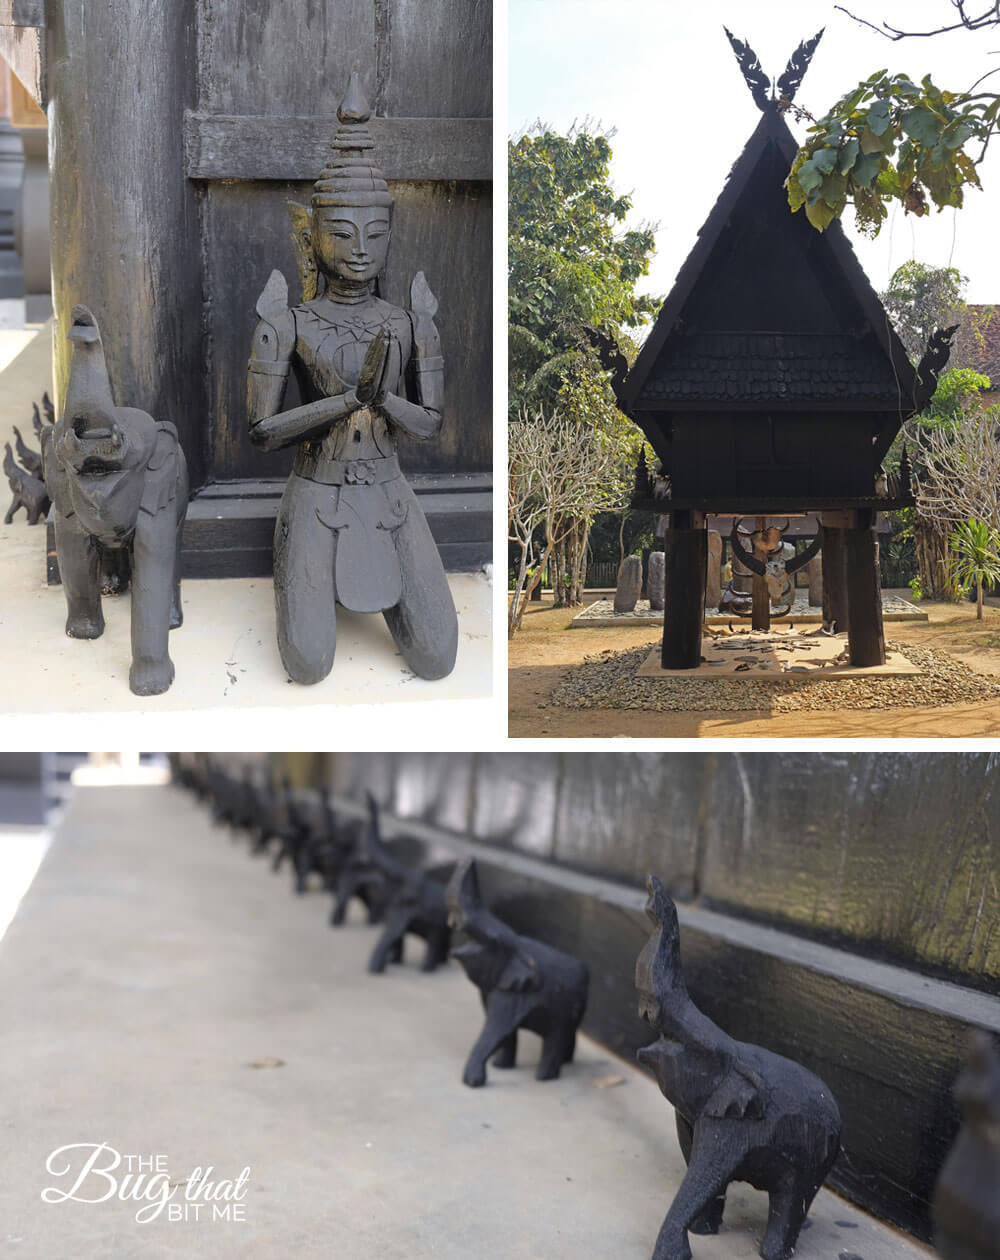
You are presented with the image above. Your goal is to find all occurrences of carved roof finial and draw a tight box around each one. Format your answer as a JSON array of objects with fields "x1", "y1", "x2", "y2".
[
  {"x1": 724, "y1": 28, "x2": 824, "y2": 112},
  {"x1": 777, "y1": 30, "x2": 825, "y2": 105},
  {"x1": 724, "y1": 29, "x2": 771, "y2": 111}
]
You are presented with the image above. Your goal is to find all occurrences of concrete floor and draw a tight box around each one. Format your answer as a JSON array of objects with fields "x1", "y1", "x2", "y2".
[
  {"x1": 0, "y1": 785, "x2": 934, "y2": 1260},
  {"x1": 0, "y1": 329, "x2": 493, "y2": 736}
]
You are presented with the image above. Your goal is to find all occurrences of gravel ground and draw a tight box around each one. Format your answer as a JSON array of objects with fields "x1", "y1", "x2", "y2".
[{"x1": 551, "y1": 639, "x2": 1000, "y2": 713}]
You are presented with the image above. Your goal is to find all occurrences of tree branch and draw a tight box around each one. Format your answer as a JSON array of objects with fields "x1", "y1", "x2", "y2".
[{"x1": 835, "y1": 1, "x2": 1000, "y2": 40}]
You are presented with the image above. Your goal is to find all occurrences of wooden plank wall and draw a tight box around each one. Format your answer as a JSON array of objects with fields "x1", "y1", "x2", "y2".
[
  {"x1": 194, "y1": 0, "x2": 492, "y2": 485},
  {"x1": 321, "y1": 751, "x2": 1000, "y2": 994}
]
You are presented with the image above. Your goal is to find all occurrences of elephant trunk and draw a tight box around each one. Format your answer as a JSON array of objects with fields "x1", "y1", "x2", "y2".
[{"x1": 62, "y1": 305, "x2": 123, "y2": 452}]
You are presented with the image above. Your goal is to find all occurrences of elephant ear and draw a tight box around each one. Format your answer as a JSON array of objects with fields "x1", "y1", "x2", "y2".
[
  {"x1": 498, "y1": 948, "x2": 540, "y2": 993},
  {"x1": 140, "y1": 423, "x2": 182, "y2": 516},
  {"x1": 704, "y1": 1061, "x2": 766, "y2": 1120},
  {"x1": 146, "y1": 421, "x2": 180, "y2": 471}
]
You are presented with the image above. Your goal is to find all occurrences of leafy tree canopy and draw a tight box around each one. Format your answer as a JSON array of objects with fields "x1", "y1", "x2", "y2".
[
  {"x1": 787, "y1": 7, "x2": 1000, "y2": 235},
  {"x1": 509, "y1": 125, "x2": 657, "y2": 415},
  {"x1": 881, "y1": 260, "x2": 966, "y2": 361}
]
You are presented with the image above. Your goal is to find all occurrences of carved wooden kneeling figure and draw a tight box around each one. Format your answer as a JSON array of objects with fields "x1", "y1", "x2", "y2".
[
  {"x1": 637, "y1": 876, "x2": 841, "y2": 1260},
  {"x1": 446, "y1": 859, "x2": 589, "y2": 1088}
]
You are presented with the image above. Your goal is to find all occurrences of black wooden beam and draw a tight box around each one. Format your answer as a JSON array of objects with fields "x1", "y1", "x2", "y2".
[
  {"x1": 325, "y1": 795, "x2": 1000, "y2": 1245},
  {"x1": 632, "y1": 496, "x2": 910, "y2": 512},
  {"x1": 184, "y1": 112, "x2": 492, "y2": 182}
]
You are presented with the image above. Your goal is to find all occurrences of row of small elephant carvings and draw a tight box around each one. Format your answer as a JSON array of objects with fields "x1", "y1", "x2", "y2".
[{"x1": 173, "y1": 757, "x2": 999, "y2": 1260}]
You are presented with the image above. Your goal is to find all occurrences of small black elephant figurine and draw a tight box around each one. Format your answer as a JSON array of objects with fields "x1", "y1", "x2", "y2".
[
  {"x1": 360, "y1": 794, "x2": 450, "y2": 975},
  {"x1": 269, "y1": 781, "x2": 319, "y2": 890},
  {"x1": 933, "y1": 1031, "x2": 1000, "y2": 1260},
  {"x1": 44, "y1": 305, "x2": 189, "y2": 695},
  {"x1": 12, "y1": 425, "x2": 43, "y2": 480},
  {"x1": 4, "y1": 441, "x2": 50, "y2": 524},
  {"x1": 311, "y1": 788, "x2": 378, "y2": 914},
  {"x1": 283, "y1": 786, "x2": 349, "y2": 895},
  {"x1": 328, "y1": 805, "x2": 390, "y2": 928},
  {"x1": 636, "y1": 875, "x2": 841, "y2": 1260},
  {"x1": 446, "y1": 858, "x2": 589, "y2": 1089},
  {"x1": 205, "y1": 758, "x2": 254, "y2": 833}
]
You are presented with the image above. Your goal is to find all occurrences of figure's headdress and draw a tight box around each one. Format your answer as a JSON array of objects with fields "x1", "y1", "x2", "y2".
[{"x1": 312, "y1": 71, "x2": 392, "y2": 209}]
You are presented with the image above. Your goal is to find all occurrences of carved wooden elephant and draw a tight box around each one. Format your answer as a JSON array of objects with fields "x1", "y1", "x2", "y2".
[
  {"x1": 447, "y1": 859, "x2": 589, "y2": 1088},
  {"x1": 360, "y1": 795, "x2": 451, "y2": 975},
  {"x1": 636, "y1": 876, "x2": 841, "y2": 1260},
  {"x1": 44, "y1": 306, "x2": 188, "y2": 695}
]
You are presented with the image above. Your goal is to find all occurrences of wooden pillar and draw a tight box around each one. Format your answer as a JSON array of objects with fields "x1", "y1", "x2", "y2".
[
  {"x1": 750, "y1": 515, "x2": 770, "y2": 630},
  {"x1": 661, "y1": 511, "x2": 707, "y2": 670},
  {"x1": 820, "y1": 518, "x2": 849, "y2": 632},
  {"x1": 845, "y1": 511, "x2": 886, "y2": 666},
  {"x1": 47, "y1": 0, "x2": 207, "y2": 486},
  {"x1": 705, "y1": 529, "x2": 722, "y2": 608}
]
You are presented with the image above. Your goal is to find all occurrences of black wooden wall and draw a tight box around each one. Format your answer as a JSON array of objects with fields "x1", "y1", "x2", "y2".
[
  {"x1": 317, "y1": 751, "x2": 1000, "y2": 990},
  {"x1": 43, "y1": 0, "x2": 491, "y2": 574},
  {"x1": 192, "y1": 0, "x2": 492, "y2": 485}
]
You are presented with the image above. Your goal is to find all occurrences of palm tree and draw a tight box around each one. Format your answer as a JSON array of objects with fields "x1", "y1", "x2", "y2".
[{"x1": 947, "y1": 519, "x2": 1000, "y2": 620}]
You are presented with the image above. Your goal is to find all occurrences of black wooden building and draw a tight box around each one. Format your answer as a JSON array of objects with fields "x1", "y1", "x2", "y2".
[{"x1": 618, "y1": 35, "x2": 946, "y2": 668}]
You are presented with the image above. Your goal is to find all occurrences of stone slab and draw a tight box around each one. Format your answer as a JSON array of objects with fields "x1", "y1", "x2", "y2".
[
  {"x1": 637, "y1": 629, "x2": 923, "y2": 679},
  {"x1": 572, "y1": 592, "x2": 928, "y2": 628},
  {"x1": 0, "y1": 785, "x2": 934, "y2": 1260}
]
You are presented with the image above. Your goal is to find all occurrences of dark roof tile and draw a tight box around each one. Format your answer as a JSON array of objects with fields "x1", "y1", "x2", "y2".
[{"x1": 639, "y1": 331, "x2": 902, "y2": 403}]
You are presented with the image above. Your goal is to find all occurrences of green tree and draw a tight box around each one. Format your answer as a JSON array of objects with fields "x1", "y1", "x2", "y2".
[
  {"x1": 508, "y1": 125, "x2": 657, "y2": 607},
  {"x1": 509, "y1": 126, "x2": 656, "y2": 412},
  {"x1": 923, "y1": 366, "x2": 993, "y2": 419},
  {"x1": 946, "y1": 518, "x2": 1000, "y2": 618},
  {"x1": 881, "y1": 261, "x2": 966, "y2": 362},
  {"x1": 786, "y1": 7, "x2": 1000, "y2": 234},
  {"x1": 874, "y1": 261, "x2": 995, "y2": 601}
]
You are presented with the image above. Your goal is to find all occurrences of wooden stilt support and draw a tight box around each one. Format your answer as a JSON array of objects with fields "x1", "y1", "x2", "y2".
[
  {"x1": 820, "y1": 517, "x2": 849, "y2": 632},
  {"x1": 750, "y1": 516, "x2": 770, "y2": 630},
  {"x1": 845, "y1": 511, "x2": 886, "y2": 666},
  {"x1": 662, "y1": 511, "x2": 707, "y2": 669}
]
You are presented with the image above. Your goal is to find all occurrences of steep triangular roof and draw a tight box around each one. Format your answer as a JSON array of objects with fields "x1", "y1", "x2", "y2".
[{"x1": 619, "y1": 105, "x2": 922, "y2": 417}]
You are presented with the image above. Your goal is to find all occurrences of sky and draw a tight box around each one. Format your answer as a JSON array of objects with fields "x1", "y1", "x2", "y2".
[{"x1": 509, "y1": 0, "x2": 1000, "y2": 315}]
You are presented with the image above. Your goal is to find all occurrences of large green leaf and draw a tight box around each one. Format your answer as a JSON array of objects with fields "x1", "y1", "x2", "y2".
[
  {"x1": 851, "y1": 152, "x2": 883, "y2": 189},
  {"x1": 901, "y1": 106, "x2": 942, "y2": 147},
  {"x1": 839, "y1": 137, "x2": 860, "y2": 173},
  {"x1": 866, "y1": 98, "x2": 892, "y2": 135},
  {"x1": 795, "y1": 160, "x2": 824, "y2": 195},
  {"x1": 804, "y1": 197, "x2": 837, "y2": 232}
]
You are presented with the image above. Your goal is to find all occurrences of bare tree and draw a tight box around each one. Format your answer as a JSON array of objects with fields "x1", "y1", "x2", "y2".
[
  {"x1": 909, "y1": 407, "x2": 1000, "y2": 598},
  {"x1": 508, "y1": 410, "x2": 621, "y2": 638},
  {"x1": 914, "y1": 409, "x2": 1000, "y2": 535}
]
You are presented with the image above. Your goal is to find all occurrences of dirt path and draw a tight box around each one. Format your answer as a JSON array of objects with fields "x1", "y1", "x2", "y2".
[{"x1": 508, "y1": 593, "x2": 1000, "y2": 738}]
